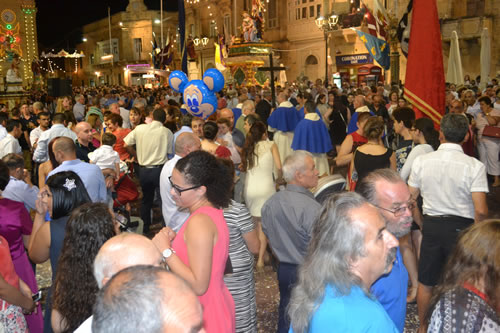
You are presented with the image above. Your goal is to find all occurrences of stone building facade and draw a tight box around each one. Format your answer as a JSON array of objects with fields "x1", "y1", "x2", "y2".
[
  {"x1": 76, "y1": 0, "x2": 177, "y2": 86},
  {"x1": 185, "y1": 0, "x2": 499, "y2": 85}
]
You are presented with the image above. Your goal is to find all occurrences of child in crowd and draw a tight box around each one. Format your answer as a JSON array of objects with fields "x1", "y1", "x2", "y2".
[{"x1": 217, "y1": 117, "x2": 241, "y2": 165}]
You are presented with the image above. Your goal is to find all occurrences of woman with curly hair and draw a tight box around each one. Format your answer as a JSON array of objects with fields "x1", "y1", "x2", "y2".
[
  {"x1": 426, "y1": 219, "x2": 500, "y2": 332},
  {"x1": 51, "y1": 203, "x2": 117, "y2": 333},
  {"x1": 153, "y1": 150, "x2": 235, "y2": 332},
  {"x1": 242, "y1": 121, "x2": 282, "y2": 269},
  {"x1": 28, "y1": 171, "x2": 91, "y2": 333}
]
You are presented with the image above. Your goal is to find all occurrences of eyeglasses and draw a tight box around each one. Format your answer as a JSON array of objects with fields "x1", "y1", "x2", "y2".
[
  {"x1": 374, "y1": 201, "x2": 416, "y2": 217},
  {"x1": 168, "y1": 176, "x2": 200, "y2": 196}
]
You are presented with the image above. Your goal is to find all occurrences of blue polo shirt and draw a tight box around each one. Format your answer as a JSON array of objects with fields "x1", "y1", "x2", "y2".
[
  {"x1": 290, "y1": 285, "x2": 398, "y2": 332},
  {"x1": 371, "y1": 247, "x2": 408, "y2": 332}
]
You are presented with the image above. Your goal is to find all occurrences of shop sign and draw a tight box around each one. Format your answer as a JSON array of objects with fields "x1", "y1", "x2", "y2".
[{"x1": 336, "y1": 54, "x2": 372, "y2": 66}]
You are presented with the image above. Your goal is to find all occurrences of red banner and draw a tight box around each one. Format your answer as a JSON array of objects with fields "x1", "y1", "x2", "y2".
[{"x1": 403, "y1": 0, "x2": 445, "y2": 128}]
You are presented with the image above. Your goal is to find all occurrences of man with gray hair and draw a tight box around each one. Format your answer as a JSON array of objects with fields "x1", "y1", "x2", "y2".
[
  {"x1": 288, "y1": 192, "x2": 399, "y2": 332},
  {"x1": 235, "y1": 99, "x2": 256, "y2": 136},
  {"x1": 408, "y1": 113, "x2": 488, "y2": 332},
  {"x1": 356, "y1": 168, "x2": 414, "y2": 332},
  {"x1": 73, "y1": 94, "x2": 86, "y2": 122},
  {"x1": 159, "y1": 132, "x2": 201, "y2": 231},
  {"x1": 74, "y1": 233, "x2": 165, "y2": 332},
  {"x1": 92, "y1": 265, "x2": 204, "y2": 333},
  {"x1": 347, "y1": 94, "x2": 374, "y2": 133},
  {"x1": 256, "y1": 89, "x2": 273, "y2": 124},
  {"x1": 464, "y1": 89, "x2": 481, "y2": 119},
  {"x1": 111, "y1": 102, "x2": 130, "y2": 129},
  {"x1": 261, "y1": 150, "x2": 320, "y2": 333}
]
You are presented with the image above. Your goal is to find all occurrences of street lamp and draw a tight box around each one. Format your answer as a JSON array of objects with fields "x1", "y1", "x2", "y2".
[{"x1": 316, "y1": 13, "x2": 339, "y2": 87}]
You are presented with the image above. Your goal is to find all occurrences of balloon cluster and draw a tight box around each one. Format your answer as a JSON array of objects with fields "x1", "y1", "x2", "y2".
[{"x1": 168, "y1": 69, "x2": 225, "y2": 119}]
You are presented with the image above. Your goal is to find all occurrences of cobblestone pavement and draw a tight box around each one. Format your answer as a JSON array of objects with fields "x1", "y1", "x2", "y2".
[{"x1": 35, "y1": 176, "x2": 500, "y2": 333}]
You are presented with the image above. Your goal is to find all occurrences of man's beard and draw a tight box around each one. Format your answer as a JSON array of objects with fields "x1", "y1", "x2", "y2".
[
  {"x1": 386, "y1": 215, "x2": 412, "y2": 239},
  {"x1": 384, "y1": 247, "x2": 397, "y2": 273}
]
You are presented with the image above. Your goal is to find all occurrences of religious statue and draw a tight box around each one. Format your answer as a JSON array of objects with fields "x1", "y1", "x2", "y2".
[
  {"x1": 6, "y1": 54, "x2": 23, "y2": 92},
  {"x1": 242, "y1": 11, "x2": 257, "y2": 42}
]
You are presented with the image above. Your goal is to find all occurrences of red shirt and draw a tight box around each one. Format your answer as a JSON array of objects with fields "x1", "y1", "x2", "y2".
[{"x1": 113, "y1": 128, "x2": 132, "y2": 160}]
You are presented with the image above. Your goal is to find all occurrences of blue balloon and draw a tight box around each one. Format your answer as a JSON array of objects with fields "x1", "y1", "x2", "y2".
[{"x1": 168, "y1": 69, "x2": 225, "y2": 119}]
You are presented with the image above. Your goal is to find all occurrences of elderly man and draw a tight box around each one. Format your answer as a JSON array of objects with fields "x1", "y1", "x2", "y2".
[
  {"x1": 173, "y1": 114, "x2": 193, "y2": 147},
  {"x1": 74, "y1": 122, "x2": 95, "y2": 162},
  {"x1": 235, "y1": 100, "x2": 256, "y2": 136},
  {"x1": 48, "y1": 137, "x2": 107, "y2": 203},
  {"x1": 219, "y1": 108, "x2": 245, "y2": 149},
  {"x1": 124, "y1": 108, "x2": 174, "y2": 234},
  {"x1": 261, "y1": 150, "x2": 321, "y2": 333},
  {"x1": 33, "y1": 113, "x2": 77, "y2": 163},
  {"x1": 110, "y1": 102, "x2": 130, "y2": 129},
  {"x1": 347, "y1": 95, "x2": 374, "y2": 134},
  {"x1": 287, "y1": 192, "x2": 399, "y2": 332},
  {"x1": 74, "y1": 233, "x2": 165, "y2": 333},
  {"x1": 464, "y1": 89, "x2": 481, "y2": 119},
  {"x1": 408, "y1": 113, "x2": 488, "y2": 332},
  {"x1": 159, "y1": 132, "x2": 201, "y2": 231},
  {"x1": 92, "y1": 265, "x2": 204, "y2": 333},
  {"x1": 356, "y1": 169, "x2": 414, "y2": 332},
  {"x1": 1, "y1": 153, "x2": 39, "y2": 211},
  {"x1": 73, "y1": 94, "x2": 86, "y2": 122},
  {"x1": 267, "y1": 92, "x2": 302, "y2": 164},
  {"x1": 256, "y1": 89, "x2": 273, "y2": 124}
]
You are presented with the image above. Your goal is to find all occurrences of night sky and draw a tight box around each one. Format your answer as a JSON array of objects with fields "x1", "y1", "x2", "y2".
[{"x1": 36, "y1": 0, "x2": 178, "y2": 50}]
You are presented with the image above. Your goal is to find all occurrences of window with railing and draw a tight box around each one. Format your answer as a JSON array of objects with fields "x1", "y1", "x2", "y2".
[{"x1": 291, "y1": 0, "x2": 323, "y2": 21}]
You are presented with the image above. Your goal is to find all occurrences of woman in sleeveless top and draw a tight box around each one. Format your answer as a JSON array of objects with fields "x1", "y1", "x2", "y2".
[
  {"x1": 28, "y1": 171, "x2": 91, "y2": 333},
  {"x1": 0, "y1": 161, "x2": 41, "y2": 332},
  {"x1": 353, "y1": 116, "x2": 396, "y2": 184},
  {"x1": 153, "y1": 150, "x2": 235, "y2": 333},
  {"x1": 242, "y1": 121, "x2": 282, "y2": 269}
]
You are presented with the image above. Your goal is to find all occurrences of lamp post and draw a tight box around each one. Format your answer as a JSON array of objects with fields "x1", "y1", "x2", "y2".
[
  {"x1": 193, "y1": 36, "x2": 209, "y2": 77},
  {"x1": 315, "y1": 13, "x2": 339, "y2": 87}
]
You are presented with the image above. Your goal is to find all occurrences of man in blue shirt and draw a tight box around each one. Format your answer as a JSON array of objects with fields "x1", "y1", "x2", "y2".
[
  {"x1": 356, "y1": 168, "x2": 414, "y2": 332},
  {"x1": 48, "y1": 137, "x2": 107, "y2": 203},
  {"x1": 1, "y1": 153, "x2": 39, "y2": 211}
]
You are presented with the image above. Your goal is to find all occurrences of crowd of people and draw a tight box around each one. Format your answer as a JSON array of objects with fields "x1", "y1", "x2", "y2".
[{"x1": 0, "y1": 75, "x2": 498, "y2": 333}]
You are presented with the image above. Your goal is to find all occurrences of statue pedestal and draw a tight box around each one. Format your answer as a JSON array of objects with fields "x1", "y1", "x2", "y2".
[{"x1": 226, "y1": 43, "x2": 272, "y2": 87}]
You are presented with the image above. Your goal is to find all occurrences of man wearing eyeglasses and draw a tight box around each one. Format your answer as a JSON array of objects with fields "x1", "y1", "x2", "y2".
[{"x1": 356, "y1": 168, "x2": 414, "y2": 333}]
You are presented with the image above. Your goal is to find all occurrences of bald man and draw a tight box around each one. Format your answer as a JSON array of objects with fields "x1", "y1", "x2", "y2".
[
  {"x1": 347, "y1": 95, "x2": 374, "y2": 134},
  {"x1": 92, "y1": 265, "x2": 204, "y2": 333},
  {"x1": 74, "y1": 122, "x2": 96, "y2": 162},
  {"x1": 48, "y1": 137, "x2": 107, "y2": 203},
  {"x1": 74, "y1": 233, "x2": 165, "y2": 333},
  {"x1": 159, "y1": 132, "x2": 201, "y2": 231}
]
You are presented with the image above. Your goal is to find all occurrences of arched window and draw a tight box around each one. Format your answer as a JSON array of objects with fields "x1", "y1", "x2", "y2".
[{"x1": 305, "y1": 55, "x2": 318, "y2": 65}]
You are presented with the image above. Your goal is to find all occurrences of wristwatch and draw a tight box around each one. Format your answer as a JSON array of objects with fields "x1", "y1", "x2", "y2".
[{"x1": 162, "y1": 248, "x2": 176, "y2": 259}]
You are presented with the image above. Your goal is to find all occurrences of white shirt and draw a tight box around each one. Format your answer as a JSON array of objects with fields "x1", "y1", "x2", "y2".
[
  {"x1": 0, "y1": 125, "x2": 7, "y2": 141},
  {"x1": 119, "y1": 107, "x2": 131, "y2": 129},
  {"x1": 29, "y1": 126, "x2": 46, "y2": 146},
  {"x1": 466, "y1": 101, "x2": 481, "y2": 119},
  {"x1": 0, "y1": 134, "x2": 22, "y2": 158},
  {"x1": 123, "y1": 121, "x2": 173, "y2": 166},
  {"x1": 88, "y1": 145, "x2": 120, "y2": 170},
  {"x1": 159, "y1": 154, "x2": 189, "y2": 232},
  {"x1": 74, "y1": 315, "x2": 92, "y2": 333},
  {"x1": 2, "y1": 176, "x2": 39, "y2": 211},
  {"x1": 408, "y1": 143, "x2": 488, "y2": 219},
  {"x1": 33, "y1": 124, "x2": 78, "y2": 162}
]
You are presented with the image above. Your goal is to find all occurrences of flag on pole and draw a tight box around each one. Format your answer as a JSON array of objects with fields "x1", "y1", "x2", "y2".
[
  {"x1": 397, "y1": 0, "x2": 413, "y2": 57},
  {"x1": 355, "y1": 29, "x2": 390, "y2": 70},
  {"x1": 403, "y1": 0, "x2": 444, "y2": 128},
  {"x1": 361, "y1": 3, "x2": 378, "y2": 38},
  {"x1": 372, "y1": 0, "x2": 389, "y2": 40}
]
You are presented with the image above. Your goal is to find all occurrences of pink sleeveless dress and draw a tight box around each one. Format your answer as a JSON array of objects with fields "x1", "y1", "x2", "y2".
[{"x1": 172, "y1": 206, "x2": 235, "y2": 332}]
